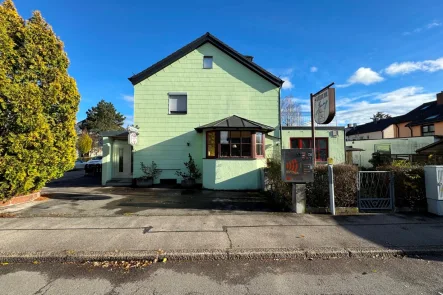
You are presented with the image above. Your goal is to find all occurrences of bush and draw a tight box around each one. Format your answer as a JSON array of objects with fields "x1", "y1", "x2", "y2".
[
  {"x1": 0, "y1": 2, "x2": 80, "y2": 200},
  {"x1": 378, "y1": 163, "x2": 426, "y2": 209},
  {"x1": 265, "y1": 158, "x2": 358, "y2": 210},
  {"x1": 306, "y1": 164, "x2": 358, "y2": 207}
]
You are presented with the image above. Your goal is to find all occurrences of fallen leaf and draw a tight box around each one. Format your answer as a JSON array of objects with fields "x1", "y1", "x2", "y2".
[
  {"x1": 33, "y1": 261, "x2": 40, "y2": 265},
  {"x1": 162, "y1": 258, "x2": 167, "y2": 263},
  {"x1": 1, "y1": 262, "x2": 9, "y2": 266}
]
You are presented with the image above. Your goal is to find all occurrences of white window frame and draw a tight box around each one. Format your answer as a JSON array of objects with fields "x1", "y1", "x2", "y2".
[{"x1": 168, "y1": 93, "x2": 187, "y2": 114}]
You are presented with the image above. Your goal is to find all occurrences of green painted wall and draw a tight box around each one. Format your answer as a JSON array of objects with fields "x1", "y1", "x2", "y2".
[
  {"x1": 203, "y1": 158, "x2": 267, "y2": 190},
  {"x1": 347, "y1": 136, "x2": 435, "y2": 167},
  {"x1": 102, "y1": 137, "x2": 112, "y2": 185},
  {"x1": 133, "y1": 42, "x2": 280, "y2": 185},
  {"x1": 281, "y1": 128, "x2": 346, "y2": 163}
]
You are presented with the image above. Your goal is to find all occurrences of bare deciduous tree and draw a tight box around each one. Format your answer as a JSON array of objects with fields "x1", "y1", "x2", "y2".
[{"x1": 281, "y1": 95, "x2": 302, "y2": 126}]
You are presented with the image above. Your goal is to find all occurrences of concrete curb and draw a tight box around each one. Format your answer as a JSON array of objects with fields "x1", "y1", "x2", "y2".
[{"x1": 1, "y1": 246, "x2": 443, "y2": 263}]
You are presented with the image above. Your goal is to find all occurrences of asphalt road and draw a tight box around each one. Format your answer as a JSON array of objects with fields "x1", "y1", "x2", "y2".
[{"x1": 1, "y1": 257, "x2": 442, "y2": 295}]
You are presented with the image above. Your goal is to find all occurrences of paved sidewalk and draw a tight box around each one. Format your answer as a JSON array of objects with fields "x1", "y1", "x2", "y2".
[{"x1": 0, "y1": 213, "x2": 442, "y2": 262}]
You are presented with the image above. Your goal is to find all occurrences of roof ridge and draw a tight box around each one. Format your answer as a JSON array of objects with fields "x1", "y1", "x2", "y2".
[{"x1": 128, "y1": 33, "x2": 283, "y2": 87}]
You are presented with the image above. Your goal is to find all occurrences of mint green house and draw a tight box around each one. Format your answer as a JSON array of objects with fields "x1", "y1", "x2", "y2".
[{"x1": 102, "y1": 33, "x2": 284, "y2": 190}]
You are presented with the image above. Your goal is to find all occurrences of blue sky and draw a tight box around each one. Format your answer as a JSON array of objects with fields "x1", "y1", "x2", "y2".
[{"x1": 13, "y1": 0, "x2": 443, "y2": 125}]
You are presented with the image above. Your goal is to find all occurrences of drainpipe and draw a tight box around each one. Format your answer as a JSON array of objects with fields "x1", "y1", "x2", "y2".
[
  {"x1": 395, "y1": 124, "x2": 400, "y2": 138},
  {"x1": 408, "y1": 126, "x2": 413, "y2": 137}
]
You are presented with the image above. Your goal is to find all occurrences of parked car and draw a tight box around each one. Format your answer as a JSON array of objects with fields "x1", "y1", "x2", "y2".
[
  {"x1": 86, "y1": 156, "x2": 103, "y2": 164},
  {"x1": 85, "y1": 156, "x2": 102, "y2": 176},
  {"x1": 73, "y1": 159, "x2": 86, "y2": 170}
]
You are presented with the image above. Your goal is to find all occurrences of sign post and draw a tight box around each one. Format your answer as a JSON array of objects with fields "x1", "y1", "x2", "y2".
[{"x1": 327, "y1": 158, "x2": 336, "y2": 215}]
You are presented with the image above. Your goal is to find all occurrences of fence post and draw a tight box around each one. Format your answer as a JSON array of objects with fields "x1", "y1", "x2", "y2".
[
  {"x1": 390, "y1": 172, "x2": 395, "y2": 211},
  {"x1": 328, "y1": 164, "x2": 336, "y2": 215},
  {"x1": 292, "y1": 183, "x2": 306, "y2": 213}
]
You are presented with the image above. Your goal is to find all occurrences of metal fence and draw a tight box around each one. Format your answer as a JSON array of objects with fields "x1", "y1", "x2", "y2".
[{"x1": 357, "y1": 171, "x2": 394, "y2": 210}]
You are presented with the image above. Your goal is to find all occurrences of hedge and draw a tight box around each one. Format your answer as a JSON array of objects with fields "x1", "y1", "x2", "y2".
[
  {"x1": 265, "y1": 159, "x2": 358, "y2": 210},
  {"x1": 378, "y1": 163, "x2": 426, "y2": 209}
]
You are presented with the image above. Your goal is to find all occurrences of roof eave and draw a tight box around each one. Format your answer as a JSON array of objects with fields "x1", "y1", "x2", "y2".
[{"x1": 128, "y1": 33, "x2": 283, "y2": 87}]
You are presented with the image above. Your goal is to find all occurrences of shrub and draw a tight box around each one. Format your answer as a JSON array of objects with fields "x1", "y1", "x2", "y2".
[
  {"x1": 77, "y1": 133, "x2": 93, "y2": 156},
  {"x1": 265, "y1": 158, "x2": 358, "y2": 209},
  {"x1": 378, "y1": 163, "x2": 426, "y2": 209},
  {"x1": 139, "y1": 161, "x2": 161, "y2": 180},
  {"x1": 176, "y1": 154, "x2": 202, "y2": 180},
  {"x1": 0, "y1": 1, "x2": 80, "y2": 200}
]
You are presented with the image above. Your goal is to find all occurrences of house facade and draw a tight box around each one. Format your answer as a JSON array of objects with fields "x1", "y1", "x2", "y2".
[
  {"x1": 281, "y1": 127, "x2": 346, "y2": 164},
  {"x1": 102, "y1": 33, "x2": 283, "y2": 190}
]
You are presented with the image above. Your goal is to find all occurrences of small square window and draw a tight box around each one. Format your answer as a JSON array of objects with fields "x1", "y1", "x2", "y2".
[
  {"x1": 168, "y1": 94, "x2": 187, "y2": 114},
  {"x1": 203, "y1": 56, "x2": 213, "y2": 69}
]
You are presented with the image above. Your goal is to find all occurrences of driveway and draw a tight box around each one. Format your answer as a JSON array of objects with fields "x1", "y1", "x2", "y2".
[{"x1": 1, "y1": 170, "x2": 281, "y2": 217}]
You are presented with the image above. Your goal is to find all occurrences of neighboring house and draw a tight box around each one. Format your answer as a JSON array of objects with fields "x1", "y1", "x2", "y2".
[
  {"x1": 345, "y1": 92, "x2": 443, "y2": 167},
  {"x1": 281, "y1": 127, "x2": 346, "y2": 164},
  {"x1": 102, "y1": 33, "x2": 284, "y2": 189},
  {"x1": 346, "y1": 91, "x2": 443, "y2": 140}
]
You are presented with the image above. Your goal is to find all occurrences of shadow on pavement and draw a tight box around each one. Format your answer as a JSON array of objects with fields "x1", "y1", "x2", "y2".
[
  {"x1": 331, "y1": 213, "x2": 443, "y2": 261},
  {"x1": 45, "y1": 193, "x2": 112, "y2": 201},
  {"x1": 45, "y1": 170, "x2": 101, "y2": 188},
  {"x1": 102, "y1": 189, "x2": 282, "y2": 214}
]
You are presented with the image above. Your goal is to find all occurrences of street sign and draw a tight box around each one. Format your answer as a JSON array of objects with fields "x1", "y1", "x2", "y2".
[
  {"x1": 282, "y1": 148, "x2": 314, "y2": 183},
  {"x1": 313, "y1": 88, "x2": 336, "y2": 124}
]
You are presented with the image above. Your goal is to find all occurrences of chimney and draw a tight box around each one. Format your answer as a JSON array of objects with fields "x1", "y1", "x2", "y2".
[
  {"x1": 353, "y1": 123, "x2": 357, "y2": 128},
  {"x1": 244, "y1": 55, "x2": 254, "y2": 62},
  {"x1": 437, "y1": 91, "x2": 443, "y2": 105}
]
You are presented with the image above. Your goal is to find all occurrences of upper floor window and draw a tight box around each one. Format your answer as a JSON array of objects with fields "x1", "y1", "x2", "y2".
[
  {"x1": 422, "y1": 124, "x2": 435, "y2": 136},
  {"x1": 203, "y1": 56, "x2": 213, "y2": 69},
  {"x1": 168, "y1": 93, "x2": 187, "y2": 114}
]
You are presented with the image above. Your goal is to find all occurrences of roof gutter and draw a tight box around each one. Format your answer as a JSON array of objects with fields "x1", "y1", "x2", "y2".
[{"x1": 395, "y1": 123, "x2": 400, "y2": 138}]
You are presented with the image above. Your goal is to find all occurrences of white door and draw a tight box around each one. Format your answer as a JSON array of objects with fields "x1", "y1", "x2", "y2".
[{"x1": 112, "y1": 141, "x2": 132, "y2": 178}]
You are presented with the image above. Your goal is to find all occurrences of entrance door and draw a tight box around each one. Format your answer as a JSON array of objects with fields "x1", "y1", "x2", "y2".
[{"x1": 112, "y1": 141, "x2": 132, "y2": 178}]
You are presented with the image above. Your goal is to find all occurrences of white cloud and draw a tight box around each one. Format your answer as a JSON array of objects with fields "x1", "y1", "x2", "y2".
[
  {"x1": 403, "y1": 21, "x2": 441, "y2": 36},
  {"x1": 122, "y1": 95, "x2": 134, "y2": 102},
  {"x1": 336, "y1": 86, "x2": 435, "y2": 125},
  {"x1": 310, "y1": 66, "x2": 318, "y2": 73},
  {"x1": 384, "y1": 57, "x2": 443, "y2": 75},
  {"x1": 337, "y1": 67, "x2": 384, "y2": 88},
  {"x1": 281, "y1": 76, "x2": 294, "y2": 90}
]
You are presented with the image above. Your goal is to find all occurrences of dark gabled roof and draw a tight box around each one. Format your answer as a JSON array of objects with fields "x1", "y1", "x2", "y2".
[
  {"x1": 405, "y1": 101, "x2": 443, "y2": 127},
  {"x1": 195, "y1": 115, "x2": 275, "y2": 133},
  {"x1": 128, "y1": 32, "x2": 284, "y2": 87},
  {"x1": 346, "y1": 117, "x2": 396, "y2": 136},
  {"x1": 346, "y1": 99, "x2": 443, "y2": 136}
]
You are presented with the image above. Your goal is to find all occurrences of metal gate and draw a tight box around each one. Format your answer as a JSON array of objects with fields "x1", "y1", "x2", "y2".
[{"x1": 357, "y1": 171, "x2": 394, "y2": 210}]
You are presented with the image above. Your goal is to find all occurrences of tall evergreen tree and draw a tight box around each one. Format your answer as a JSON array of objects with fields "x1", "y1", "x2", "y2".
[
  {"x1": 0, "y1": 0, "x2": 80, "y2": 199},
  {"x1": 85, "y1": 100, "x2": 126, "y2": 132}
]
